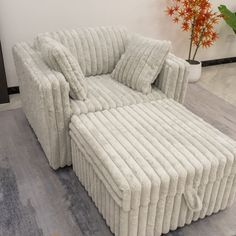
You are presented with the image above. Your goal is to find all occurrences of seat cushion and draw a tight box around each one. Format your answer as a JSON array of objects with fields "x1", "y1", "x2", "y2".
[
  {"x1": 70, "y1": 74, "x2": 166, "y2": 115},
  {"x1": 112, "y1": 35, "x2": 171, "y2": 94}
]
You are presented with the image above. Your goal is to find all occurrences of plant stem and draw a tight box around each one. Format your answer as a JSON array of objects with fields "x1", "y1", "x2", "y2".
[
  {"x1": 192, "y1": 45, "x2": 200, "y2": 61},
  {"x1": 192, "y1": 27, "x2": 205, "y2": 61},
  {"x1": 188, "y1": 19, "x2": 195, "y2": 61}
]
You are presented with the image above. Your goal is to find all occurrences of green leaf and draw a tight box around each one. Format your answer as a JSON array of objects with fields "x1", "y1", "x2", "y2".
[{"x1": 218, "y1": 5, "x2": 236, "y2": 34}]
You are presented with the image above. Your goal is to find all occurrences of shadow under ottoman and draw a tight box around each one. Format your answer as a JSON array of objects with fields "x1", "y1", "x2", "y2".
[{"x1": 69, "y1": 99, "x2": 236, "y2": 236}]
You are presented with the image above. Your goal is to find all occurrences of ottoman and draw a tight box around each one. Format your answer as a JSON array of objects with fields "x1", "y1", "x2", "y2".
[{"x1": 69, "y1": 99, "x2": 236, "y2": 236}]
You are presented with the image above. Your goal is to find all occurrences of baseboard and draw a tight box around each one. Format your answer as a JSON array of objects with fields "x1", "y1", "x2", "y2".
[
  {"x1": 202, "y1": 57, "x2": 236, "y2": 67},
  {"x1": 8, "y1": 86, "x2": 20, "y2": 95}
]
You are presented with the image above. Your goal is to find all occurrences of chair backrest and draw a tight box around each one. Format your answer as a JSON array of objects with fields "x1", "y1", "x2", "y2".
[{"x1": 34, "y1": 26, "x2": 128, "y2": 76}]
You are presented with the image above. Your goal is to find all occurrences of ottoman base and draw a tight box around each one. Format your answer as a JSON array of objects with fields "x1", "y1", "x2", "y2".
[
  {"x1": 71, "y1": 138, "x2": 236, "y2": 236},
  {"x1": 70, "y1": 100, "x2": 236, "y2": 236},
  {"x1": 71, "y1": 136, "x2": 130, "y2": 236}
]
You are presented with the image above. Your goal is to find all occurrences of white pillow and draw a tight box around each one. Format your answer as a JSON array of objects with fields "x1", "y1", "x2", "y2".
[
  {"x1": 111, "y1": 35, "x2": 171, "y2": 94},
  {"x1": 37, "y1": 36, "x2": 88, "y2": 100}
]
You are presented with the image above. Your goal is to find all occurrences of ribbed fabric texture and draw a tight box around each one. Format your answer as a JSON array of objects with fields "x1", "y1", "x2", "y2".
[
  {"x1": 112, "y1": 35, "x2": 171, "y2": 94},
  {"x1": 34, "y1": 26, "x2": 128, "y2": 76},
  {"x1": 157, "y1": 53, "x2": 189, "y2": 103},
  {"x1": 13, "y1": 42, "x2": 72, "y2": 169},
  {"x1": 70, "y1": 74, "x2": 166, "y2": 115},
  {"x1": 36, "y1": 36, "x2": 88, "y2": 100},
  {"x1": 70, "y1": 99, "x2": 236, "y2": 236},
  {"x1": 14, "y1": 27, "x2": 190, "y2": 171}
]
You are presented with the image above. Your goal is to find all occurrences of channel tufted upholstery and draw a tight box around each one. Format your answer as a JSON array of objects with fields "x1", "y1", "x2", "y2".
[
  {"x1": 71, "y1": 74, "x2": 166, "y2": 115},
  {"x1": 37, "y1": 36, "x2": 88, "y2": 100},
  {"x1": 13, "y1": 26, "x2": 189, "y2": 169},
  {"x1": 34, "y1": 26, "x2": 128, "y2": 76},
  {"x1": 13, "y1": 43, "x2": 71, "y2": 169},
  {"x1": 13, "y1": 26, "x2": 236, "y2": 236},
  {"x1": 71, "y1": 99, "x2": 236, "y2": 236}
]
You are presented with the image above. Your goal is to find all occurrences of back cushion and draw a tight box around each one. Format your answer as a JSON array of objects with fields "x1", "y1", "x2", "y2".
[{"x1": 34, "y1": 26, "x2": 128, "y2": 76}]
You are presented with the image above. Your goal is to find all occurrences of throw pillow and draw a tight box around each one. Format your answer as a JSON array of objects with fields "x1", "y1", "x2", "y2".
[
  {"x1": 111, "y1": 35, "x2": 171, "y2": 94},
  {"x1": 37, "y1": 36, "x2": 88, "y2": 100}
]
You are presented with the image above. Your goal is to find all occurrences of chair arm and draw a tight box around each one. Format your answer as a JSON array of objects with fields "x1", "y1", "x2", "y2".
[
  {"x1": 156, "y1": 53, "x2": 189, "y2": 103},
  {"x1": 13, "y1": 42, "x2": 71, "y2": 169}
]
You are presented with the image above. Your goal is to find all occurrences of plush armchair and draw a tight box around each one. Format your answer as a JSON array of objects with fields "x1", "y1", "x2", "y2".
[{"x1": 13, "y1": 26, "x2": 189, "y2": 169}]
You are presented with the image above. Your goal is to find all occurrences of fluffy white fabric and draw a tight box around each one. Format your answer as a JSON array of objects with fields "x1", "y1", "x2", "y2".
[
  {"x1": 70, "y1": 99, "x2": 236, "y2": 236},
  {"x1": 34, "y1": 26, "x2": 128, "y2": 76},
  {"x1": 14, "y1": 27, "x2": 190, "y2": 170},
  {"x1": 70, "y1": 74, "x2": 166, "y2": 115},
  {"x1": 112, "y1": 35, "x2": 171, "y2": 94},
  {"x1": 37, "y1": 36, "x2": 88, "y2": 100},
  {"x1": 157, "y1": 53, "x2": 189, "y2": 103},
  {"x1": 13, "y1": 43, "x2": 71, "y2": 169}
]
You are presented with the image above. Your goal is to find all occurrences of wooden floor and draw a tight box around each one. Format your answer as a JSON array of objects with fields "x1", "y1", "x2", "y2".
[{"x1": 0, "y1": 84, "x2": 236, "y2": 236}]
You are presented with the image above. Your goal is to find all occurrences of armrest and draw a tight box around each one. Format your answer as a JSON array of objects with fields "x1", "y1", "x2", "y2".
[
  {"x1": 156, "y1": 53, "x2": 189, "y2": 104},
  {"x1": 13, "y1": 42, "x2": 71, "y2": 169}
]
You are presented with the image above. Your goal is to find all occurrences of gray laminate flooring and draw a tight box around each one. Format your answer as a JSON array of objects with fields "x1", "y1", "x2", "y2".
[{"x1": 0, "y1": 84, "x2": 236, "y2": 236}]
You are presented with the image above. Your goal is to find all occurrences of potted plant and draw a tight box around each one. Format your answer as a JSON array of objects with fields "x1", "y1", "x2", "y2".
[
  {"x1": 218, "y1": 5, "x2": 236, "y2": 34},
  {"x1": 166, "y1": 0, "x2": 222, "y2": 82}
]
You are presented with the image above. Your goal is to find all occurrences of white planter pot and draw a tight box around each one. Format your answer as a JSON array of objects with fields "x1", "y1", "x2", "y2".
[{"x1": 187, "y1": 61, "x2": 202, "y2": 83}]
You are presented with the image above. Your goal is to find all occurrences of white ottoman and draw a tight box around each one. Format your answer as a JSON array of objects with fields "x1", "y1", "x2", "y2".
[{"x1": 70, "y1": 99, "x2": 236, "y2": 236}]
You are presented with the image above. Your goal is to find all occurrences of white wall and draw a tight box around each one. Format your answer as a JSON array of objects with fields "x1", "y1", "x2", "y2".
[{"x1": 0, "y1": 0, "x2": 236, "y2": 87}]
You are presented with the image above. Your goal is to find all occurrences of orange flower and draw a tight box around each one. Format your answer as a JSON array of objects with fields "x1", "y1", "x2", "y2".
[
  {"x1": 182, "y1": 22, "x2": 190, "y2": 31},
  {"x1": 173, "y1": 17, "x2": 180, "y2": 23},
  {"x1": 166, "y1": 7, "x2": 175, "y2": 16},
  {"x1": 203, "y1": 30, "x2": 211, "y2": 37},
  {"x1": 211, "y1": 32, "x2": 219, "y2": 41},
  {"x1": 178, "y1": 9, "x2": 185, "y2": 17},
  {"x1": 174, "y1": 5, "x2": 179, "y2": 11},
  {"x1": 185, "y1": 7, "x2": 193, "y2": 14},
  {"x1": 202, "y1": 40, "x2": 213, "y2": 47}
]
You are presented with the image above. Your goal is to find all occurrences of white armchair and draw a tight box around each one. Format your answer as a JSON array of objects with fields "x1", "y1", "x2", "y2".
[{"x1": 13, "y1": 26, "x2": 189, "y2": 169}]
